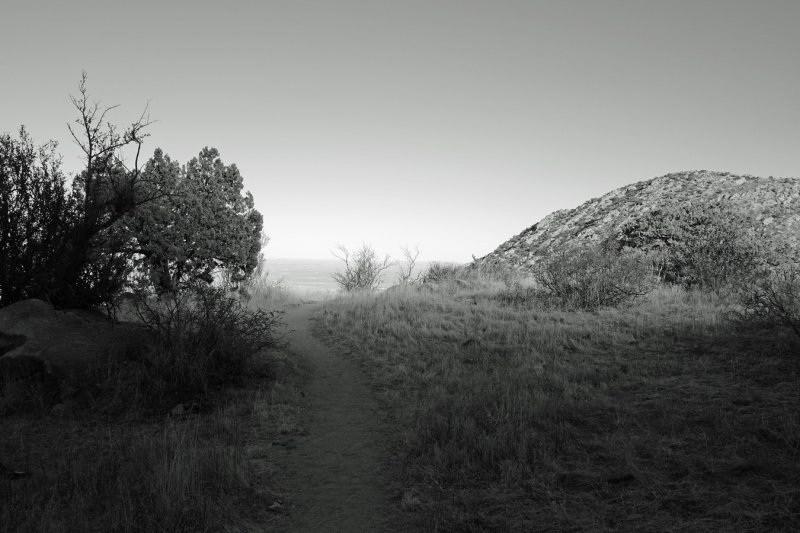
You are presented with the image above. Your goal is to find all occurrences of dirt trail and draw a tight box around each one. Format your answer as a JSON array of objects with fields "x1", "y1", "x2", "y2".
[{"x1": 277, "y1": 303, "x2": 402, "y2": 532}]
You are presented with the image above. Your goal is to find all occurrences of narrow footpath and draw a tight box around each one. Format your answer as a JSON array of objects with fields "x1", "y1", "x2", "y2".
[{"x1": 277, "y1": 303, "x2": 402, "y2": 532}]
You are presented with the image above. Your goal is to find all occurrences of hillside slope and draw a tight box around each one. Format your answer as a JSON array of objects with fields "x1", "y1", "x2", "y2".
[{"x1": 478, "y1": 170, "x2": 800, "y2": 269}]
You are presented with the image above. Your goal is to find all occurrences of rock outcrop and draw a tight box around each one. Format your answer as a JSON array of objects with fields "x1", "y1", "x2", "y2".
[
  {"x1": 0, "y1": 299, "x2": 152, "y2": 399},
  {"x1": 477, "y1": 171, "x2": 800, "y2": 270}
]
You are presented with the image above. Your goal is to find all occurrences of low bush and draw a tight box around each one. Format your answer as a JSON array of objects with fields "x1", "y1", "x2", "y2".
[
  {"x1": 532, "y1": 245, "x2": 655, "y2": 310},
  {"x1": 132, "y1": 284, "x2": 283, "y2": 395},
  {"x1": 734, "y1": 263, "x2": 800, "y2": 340},
  {"x1": 420, "y1": 262, "x2": 461, "y2": 284}
]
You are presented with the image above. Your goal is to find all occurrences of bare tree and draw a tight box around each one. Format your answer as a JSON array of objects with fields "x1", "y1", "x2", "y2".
[
  {"x1": 51, "y1": 73, "x2": 168, "y2": 306},
  {"x1": 332, "y1": 244, "x2": 392, "y2": 292},
  {"x1": 66, "y1": 72, "x2": 163, "y2": 230},
  {"x1": 396, "y1": 245, "x2": 421, "y2": 285}
]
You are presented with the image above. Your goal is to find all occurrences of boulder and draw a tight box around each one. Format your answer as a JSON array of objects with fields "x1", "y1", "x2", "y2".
[{"x1": 0, "y1": 299, "x2": 153, "y2": 396}]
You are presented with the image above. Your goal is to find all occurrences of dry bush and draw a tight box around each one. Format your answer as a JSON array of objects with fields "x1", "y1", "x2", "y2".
[
  {"x1": 617, "y1": 202, "x2": 764, "y2": 291},
  {"x1": 420, "y1": 262, "x2": 461, "y2": 284},
  {"x1": 396, "y1": 246, "x2": 421, "y2": 286},
  {"x1": 332, "y1": 244, "x2": 392, "y2": 292},
  {"x1": 734, "y1": 263, "x2": 800, "y2": 340},
  {"x1": 132, "y1": 284, "x2": 283, "y2": 394},
  {"x1": 532, "y1": 245, "x2": 655, "y2": 310}
]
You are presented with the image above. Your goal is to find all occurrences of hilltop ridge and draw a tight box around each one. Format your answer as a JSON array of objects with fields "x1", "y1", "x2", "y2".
[{"x1": 478, "y1": 170, "x2": 800, "y2": 269}]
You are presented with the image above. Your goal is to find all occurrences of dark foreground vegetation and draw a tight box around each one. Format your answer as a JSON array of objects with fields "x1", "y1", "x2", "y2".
[
  {"x1": 320, "y1": 212, "x2": 800, "y2": 531},
  {"x1": 1, "y1": 77, "x2": 298, "y2": 532}
]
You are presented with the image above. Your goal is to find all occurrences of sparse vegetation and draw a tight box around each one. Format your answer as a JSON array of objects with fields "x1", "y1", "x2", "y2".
[
  {"x1": 129, "y1": 283, "x2": 284, "y2": 400},
  {"x1": 420, "y1": 261, "x2": 462, "y2": 284},
  {"x1": 318, "y1": 261, "x2": 800, "y2": 531},
  {"x1": 396, "y1": 245, "x2": 421, "y2": 286},
  {"x1": 735, "y1": 262, "x2": 800, "y2": 340},
  {"x1": 332, "y1": 243, "x2": 392, "y2": 292},
  {"x1": 617, "y1": 201, "x2": 764, "y2": 291},
  {"x1": 530, "y1": 244, "x2": 655, "y2": 310}
]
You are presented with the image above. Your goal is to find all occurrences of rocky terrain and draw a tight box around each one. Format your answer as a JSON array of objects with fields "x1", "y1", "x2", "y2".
[{"x1": 478, "y1": 170, "x2": 800, "y2": 269}]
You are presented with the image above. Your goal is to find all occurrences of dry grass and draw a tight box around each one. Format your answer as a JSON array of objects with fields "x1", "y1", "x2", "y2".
[
  {"x1": 239, "y1": 272, "x2": 334, "y2": 310},
  {"x1": 0, "y1": 282, "x2": 306, "y2": 533},
  {"x1": 0, "y1": 355, "x2": 305, "y2": 533},
  {"x1": 317, "y1": 280, "x2": 800, "y2": 532}
]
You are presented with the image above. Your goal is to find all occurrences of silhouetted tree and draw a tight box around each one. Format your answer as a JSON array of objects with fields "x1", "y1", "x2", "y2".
[
  {"x1": 48, "y1": 72, "x2": 169, "y2": 306},
  {"x1": 0, "y1": 128, "x2": 75, "y2": 305},
  {"x1": 1, "y1": 73, "x2": 263, "y2": 308},
  {"x1": 124, "y1": 147, "x2": 263, "y2": 294}
]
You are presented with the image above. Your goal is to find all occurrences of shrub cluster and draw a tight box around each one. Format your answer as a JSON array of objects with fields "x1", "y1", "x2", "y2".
[
  {"x1": 131, "y1": 284, "x2": 283, "y2": 395},
  {"x1": 617, "y1": 202, "x2": 763, "y2": 291},
  {"x1": 421, "y1": 262, "x2": 461, "y2": 284},
  {"x1": 734, "y1": 263, "x2": 800, "y2": 341},
  {"x1": 531, "y1": 245, "x2": 655, "y2": 311}
]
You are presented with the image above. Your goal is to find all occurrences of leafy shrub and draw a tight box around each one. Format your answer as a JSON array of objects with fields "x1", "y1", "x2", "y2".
[
  {"x1": 333, "y1": 244, "x2": 392, "y2": 291},
  {"x1": 0, "y1": 127, "x2": 75, "y2": 306},
  {"x1": 532, "y1": 245, "x2": 655, "y2": 311},
  {"x1": 617, "y1": 202, "x2": 763, "y2": 291},
  {"x1": 132, "y1": 284, "x2": 283, "y2": 394},
  {"x1": 734, "y1": 263, "x2": 800, "y2": 340}
]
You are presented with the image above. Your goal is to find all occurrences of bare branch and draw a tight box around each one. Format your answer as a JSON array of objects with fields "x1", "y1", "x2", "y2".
[
  {"x1": 332, "y1": 244, "x2": 390, "y2": 292},
  {"x1": 397, "y1": 245, "x2": 420, "y2": 285}
]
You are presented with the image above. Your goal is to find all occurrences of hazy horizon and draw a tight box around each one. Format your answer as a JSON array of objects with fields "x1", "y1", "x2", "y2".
[{"x1": 2, "y1": 1, "x2": 798, "y2": 261}]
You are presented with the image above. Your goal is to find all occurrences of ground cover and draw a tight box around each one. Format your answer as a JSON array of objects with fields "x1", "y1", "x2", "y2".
[
  {"x1": 318, "y1": 282, "x2": 800, "y2": 531},
  {"x1": 0, "y1": 286, "x2": 307, "y2": 533}
]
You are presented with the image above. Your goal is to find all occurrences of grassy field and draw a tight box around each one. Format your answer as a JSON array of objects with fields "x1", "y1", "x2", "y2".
[
  {"x1": 317, "y1": 277, "x2": 800, "y2": 532},
  {"x1": 0, "y1": 284, "x2": 308, "y2": 533}
]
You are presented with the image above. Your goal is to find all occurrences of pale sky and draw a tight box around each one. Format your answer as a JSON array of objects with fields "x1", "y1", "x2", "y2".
[{"x1": 2, "y1": 1, "x2": 798, "y2": 262}]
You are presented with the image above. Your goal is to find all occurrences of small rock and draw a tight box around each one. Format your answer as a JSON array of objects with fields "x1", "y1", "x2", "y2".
[{"x1": 269, "y1": 501, "x2": 284, "y2": 511}]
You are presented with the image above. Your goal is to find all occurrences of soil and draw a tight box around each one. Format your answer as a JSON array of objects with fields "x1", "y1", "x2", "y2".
[{"x1": 275, "y1": 303, "x2": 406, "y2": 532}]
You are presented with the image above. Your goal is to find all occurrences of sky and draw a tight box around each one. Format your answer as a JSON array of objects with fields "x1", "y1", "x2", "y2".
[{"x1": 1, "y1": 1, "x2": 798, "y2": 262}]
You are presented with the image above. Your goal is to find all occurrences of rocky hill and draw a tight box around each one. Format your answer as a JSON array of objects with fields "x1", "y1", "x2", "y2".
[{"x1": 478, "y1": 170, "x2": 800, "y2": 269}]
